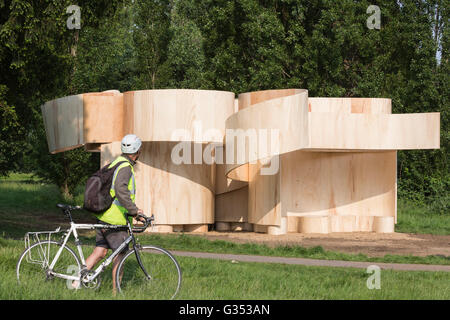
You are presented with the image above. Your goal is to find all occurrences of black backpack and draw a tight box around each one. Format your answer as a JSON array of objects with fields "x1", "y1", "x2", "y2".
[{"x1": 83, "y1": 161, "x2": 128, "y2": 213}]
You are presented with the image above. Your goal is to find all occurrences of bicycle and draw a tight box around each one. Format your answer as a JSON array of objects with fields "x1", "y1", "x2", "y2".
[{"x1": 16, "y1": 204, "x2": 182, "y2": 299}]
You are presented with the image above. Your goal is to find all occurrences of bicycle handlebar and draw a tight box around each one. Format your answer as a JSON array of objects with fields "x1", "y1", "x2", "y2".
[{"x1": 130, "y1": 214, "x2": 154, "y2": 233}]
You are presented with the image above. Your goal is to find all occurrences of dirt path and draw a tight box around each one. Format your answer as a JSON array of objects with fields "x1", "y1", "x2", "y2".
[{"x1": 188, "y1": 231, "x2": 450, "y2": 258}]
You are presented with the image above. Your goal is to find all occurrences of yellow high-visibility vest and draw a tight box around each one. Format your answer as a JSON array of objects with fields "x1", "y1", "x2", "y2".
[{"x1": 95, "y1": 156, "x2": 136, "y2": 225}]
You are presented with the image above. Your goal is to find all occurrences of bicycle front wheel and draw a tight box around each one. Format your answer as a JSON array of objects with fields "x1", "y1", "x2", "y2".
[
  {"x1": 16, "y1": 241, "x2": 81, "y2": 288},
  {"x1": 116, "y1": 245, "x2": 182, "y2": 300}
]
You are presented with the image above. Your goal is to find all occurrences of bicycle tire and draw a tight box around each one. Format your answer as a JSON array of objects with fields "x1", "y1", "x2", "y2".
[
  {"x1": 16, "y1": 240, "x2": 81, "y2": 288},
  {"x1": 116, "y1": 245, "x2": 182, "y2": 300}
]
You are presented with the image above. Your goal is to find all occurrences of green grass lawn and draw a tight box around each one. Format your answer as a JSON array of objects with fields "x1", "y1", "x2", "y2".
[
  {"x1": 0, "y1": 173, "x2": 449, "y2": 300},
  {"x1": 0, "y1": 238, "x2": 449, "y2": 300},
  {"x1": 396, "y1": 199, "x2": 450, "y2": 235}
]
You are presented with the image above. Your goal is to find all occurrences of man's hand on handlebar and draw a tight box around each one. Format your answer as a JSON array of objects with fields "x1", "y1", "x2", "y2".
[
  {"x1": 129, "y1": 209, "x2": 154, "y2": 231},
  {"x1": 135, "y1": 216, "x2": 146, "y2": 224},
  {"x1": 133, "y1": 209, "x2": 146, "y2": 223}
]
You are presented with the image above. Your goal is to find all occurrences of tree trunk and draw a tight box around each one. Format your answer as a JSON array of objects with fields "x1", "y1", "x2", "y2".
[{"x1": 69, "y1": 29, "x2": 80, "y2": 95}]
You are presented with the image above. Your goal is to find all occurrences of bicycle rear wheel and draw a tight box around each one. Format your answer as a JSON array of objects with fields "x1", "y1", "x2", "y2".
[
  {"x1": 116, "y1": 245, "x2": 182, "y2": 300},
  {"x1": 16, "y1": 241, "x2": 81, "y2": 288}
]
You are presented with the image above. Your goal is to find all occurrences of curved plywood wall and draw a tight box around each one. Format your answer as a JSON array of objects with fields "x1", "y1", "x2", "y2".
[
  {"x1": 41, "y1": 94, "x2": 84, "y2": 154},
  {"x1": 43, "y1": 89, "x2": 238, "y2": 232},
  {"x1": 224, "y1": 90, "x2": 439, "y2": 234},
  {"x1": 225, "y1": 89, "x2": 309, "y2": 181},
  {"x1": 213, "y1": 97, "x2": 250, "y2": 231},
  {"x1": 83, "y1": 91, "x2": 124, "y2": 144},
  {"x1": 41, "y1": 91, "x2": 124, "y2": 154},
  {"x1": 41, "y1": 88, "x2": 440, "y2": 235},
  {"x1": 106, "y1": 89, "x2": 235, "y2": 232},
  {"x1": 308, "y1": 97, "x2": 392, "y2": 114},
  {"x1": 101, "y1": 141, "x2": 216, "y2": 232},
  {"x1": 122, "y1": 89, "x2": 235, "y2": 143}
]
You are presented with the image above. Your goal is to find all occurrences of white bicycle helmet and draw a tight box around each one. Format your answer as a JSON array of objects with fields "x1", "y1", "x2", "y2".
[{"x1": 121, "y1": 134, "x2": 142, "y2": 154}]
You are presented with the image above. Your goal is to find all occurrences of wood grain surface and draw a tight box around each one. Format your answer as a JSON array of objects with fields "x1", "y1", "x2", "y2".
[
  {"x1": 123, "y1": 89, "x2": 235, "y2": 142},
  {"x1": 42, "y1": 89, "x2": 440, "y2": 235}
]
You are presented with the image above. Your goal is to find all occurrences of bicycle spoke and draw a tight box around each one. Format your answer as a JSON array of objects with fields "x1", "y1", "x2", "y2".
[
  {"x1": 117, "y1": 246, "x2": 181, "y2": 300},
  {"x1": 17, "y1": 241, "x2": 81, "y2": 289}
]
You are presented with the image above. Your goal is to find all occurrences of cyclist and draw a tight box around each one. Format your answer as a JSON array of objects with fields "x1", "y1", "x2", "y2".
[{"x1": 75, "y1": 134, "x2": 145, "y2": 293}]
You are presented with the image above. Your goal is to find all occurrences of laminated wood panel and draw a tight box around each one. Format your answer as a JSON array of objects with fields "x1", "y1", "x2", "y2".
[
  {"x1": 373, "y1": 216, "x2": 395, "y2": 233},
  {"x1": 248, "y1": 160, "x2": 281, "y2": 227},
  {"x1": 123, "y1": 89, "x2": 235, "y2": 143},
  {"x1": 42, "y1": 91, "x2": 124, "y2": 154},
  {"x1": 215, "y1": 146, "x2": 247, "y2": 194},
  {"x1": 239, "y1": 89, "x2": 306, "y2": 110},
  {"x1": 308, "y1": 112, "x2": 440, "y2": 151},
  {"x1": 298, "y1": 216, "x2": 330, "y2": 234},
  {"x1": 215, "y1": 186, "x2": 248, "y2": 223},
  {"x1": 249, "y1": 151, "x2": 396, "y2": 233},
  {"x1": 280, "y1": 151, "x2": 397, "y2": 226},
  {"x1": 83, "y1": 92, "x2": 124, "y2": 143},
  {"x1": 101, "y1": 141, "x2": 215, "y2": 227},
  {"x1": 225, "y1": 90, "x2": 309, "y2": 180},
  {"x1": 308, "y1": 97, "x2": 392, "y2": 114},
  {"x1": 226, "y1": 91, "x2": 412, "y2": 234},
  {"x1": 41, "y1": 94, "x2": 84, "y2": 154},
  {"x1": 44, "y1": 88, "x2": 440, "y2": 235}
]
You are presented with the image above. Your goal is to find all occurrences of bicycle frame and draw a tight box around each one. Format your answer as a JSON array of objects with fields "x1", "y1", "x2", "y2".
[
  {"x1": 47, "y1": 221, "x2": 135, "y2": 283},
  {"x1": 18, "y1": 207, "x2": 180, "y2": 298}
]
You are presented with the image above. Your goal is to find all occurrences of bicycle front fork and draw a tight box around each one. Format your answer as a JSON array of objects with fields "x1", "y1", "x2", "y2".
[{"x1": 133, "y1": 245, "x2": 152, "y2": 280}]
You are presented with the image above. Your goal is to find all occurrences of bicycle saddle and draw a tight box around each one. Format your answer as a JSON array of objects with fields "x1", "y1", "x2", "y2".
[{"x1": 57, "y1": 203, "x2": 82, "y2": 211}]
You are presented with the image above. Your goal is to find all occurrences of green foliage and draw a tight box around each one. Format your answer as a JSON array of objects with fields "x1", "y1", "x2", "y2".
[
  {"x1": 185, "y1": 0, "x2": 448, "y2": 210},
  {"x1": 132, "y1": 0, "x2": 172, "y2": 89},
  {"x1": 72, "y1": 5, "x2": 137, "y2": 93},
  {"x1": 396, "y1": 199, "x2": 450, "y2": 234},
  {"x1": 23, "y1": 123, "x2": 99, "y2": 196},
  {"x1": 0, "y1": 85, "x2": 24, "y2": 175},
  {"x1": 166, "y1": 0, "x2": 208, "y2": 88},
  {"x1": 0, "y1": 0, "x2": 124, "y2": 194},
  {"x1": 0, "y1": 0, "x2": 448, "y2": 205}
]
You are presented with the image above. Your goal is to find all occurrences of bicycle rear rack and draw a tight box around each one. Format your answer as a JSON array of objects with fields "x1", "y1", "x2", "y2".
[{"x1": 24, "y1": 227, "x2": 62, "y2": 266}]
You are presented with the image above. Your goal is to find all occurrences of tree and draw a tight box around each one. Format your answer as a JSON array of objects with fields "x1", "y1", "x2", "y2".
[
  {"x1": 132, "y1": 0, "x2": 172, "y2": 89},
  {"x1": 0, "y1": 85, "x2": 23, "y2": 175},
  {"x1": 166, "y1": 0, "x2": 209, "y2": 89},
  {"x1": 72, "y1": 4, "x2": 137, "y2": 93},
  {"x1": 1, "y1": 0, "x2": 447, "y2": 206},
  {"x1": 0, "y1": 0, "x2": 126, "y2": 196},
  {"x1": 25, "y1": 125, "x2": 99, "y2": 196}
]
